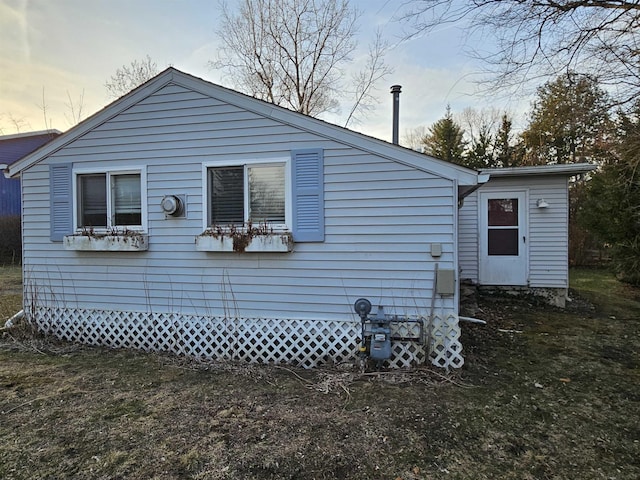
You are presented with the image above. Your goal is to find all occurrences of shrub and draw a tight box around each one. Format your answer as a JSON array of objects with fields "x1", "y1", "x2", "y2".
[{"x1": 0, "y1": 215, "x2": 21, "y2": 265}]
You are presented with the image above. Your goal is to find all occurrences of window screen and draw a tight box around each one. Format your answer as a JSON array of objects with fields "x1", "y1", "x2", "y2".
[
  {"x1": 248, "y1": 164, "x2": 285, "y2": 223},
  {"x1": 78, "y1": 174, "x2": 107, "y2": 227},
  {"x1": 112, "y1": 174, "x2": 142, "y2": 225},
  {"x1": 487, "y1": 198, "x2": 519, "y2": 256},
  {"x1": 210, "y1": 166, "x2": 244, "y2": 224},
  {"x1": 77, "y1": 172, "x2": 142, "y2": 229}
]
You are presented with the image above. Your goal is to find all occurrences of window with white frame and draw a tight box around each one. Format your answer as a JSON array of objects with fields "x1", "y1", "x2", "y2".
[
  {"x1": 207, "y1": 162, "x2": 287, "y2": 227},
  {"x1": 75, "y1": 170, "x2": 143, "y2": 229}
]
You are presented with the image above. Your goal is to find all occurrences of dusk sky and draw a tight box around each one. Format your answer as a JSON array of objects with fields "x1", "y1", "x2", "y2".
[{"x1": 1, "y1": 0, "x2": 530, "y2": 142}]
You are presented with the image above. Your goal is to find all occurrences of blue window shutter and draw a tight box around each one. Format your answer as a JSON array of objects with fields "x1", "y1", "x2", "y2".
[
  {"x1": 50, "y1": 163, "x2": 73, "y2": 241},
  {"x1": 291, "y1": 148, "x2": 324, "y2": 242}
]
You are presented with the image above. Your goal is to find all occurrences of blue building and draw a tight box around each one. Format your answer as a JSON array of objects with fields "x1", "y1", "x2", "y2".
[{"x1": 1, "y1": 130, "x2": 60, "y2": 216}]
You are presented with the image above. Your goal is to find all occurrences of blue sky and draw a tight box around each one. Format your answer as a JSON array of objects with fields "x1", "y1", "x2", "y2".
[{"x1": 0, "y1": 0, "x2": 530, "y2": 142}]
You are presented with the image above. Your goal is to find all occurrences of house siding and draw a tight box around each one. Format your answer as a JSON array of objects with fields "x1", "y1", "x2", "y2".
[
  {"x1": 0, "y1": 176, "x2": 21, "y2": 216},
  {"x1": 458, "y1": 175, "x2": 569, "y2": 288},
  {"x1": 21, "y1": 83, "x2": 458, "y2": 326},
  {"x1": 1, "y1": 130, "x2": 60, "y2": 217}
]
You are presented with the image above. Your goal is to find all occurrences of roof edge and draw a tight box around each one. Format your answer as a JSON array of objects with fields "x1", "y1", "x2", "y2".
[
  {"x1": 482, "y1": 163, "x2": 597, "y2": 177},
  {"x1": 0, "y1": 129, "x2": 61, "y2": 141},
  {"x1": 6, "y1": 69, "x2": 179, "y2": 178},
  {"x1": 6, "y1": 67, "x2": 480, "y2": 186},
  {"x1": 168, "y1": 70, "x2": 480, "y2": 185}
]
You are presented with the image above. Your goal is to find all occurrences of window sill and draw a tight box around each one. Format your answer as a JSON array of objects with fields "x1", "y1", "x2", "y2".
[
  {"x1": 63, "y1": 233, "x2": 149, "y2": 251},
  {"x1": 195, "y1": 231, "x2": 293, "y2": 253}
]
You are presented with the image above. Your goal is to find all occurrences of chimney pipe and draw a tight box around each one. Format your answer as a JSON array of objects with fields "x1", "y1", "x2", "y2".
[{"x1": 390, "y1": 85, "x2": 402, "y2": 145}]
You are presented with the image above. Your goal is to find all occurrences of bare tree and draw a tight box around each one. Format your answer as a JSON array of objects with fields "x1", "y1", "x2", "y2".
[
  {"x1": 0, "y1": 113, "x2": 30, "y2": 134},
  {"x1": 38, "y1": 87, "x2": 53, "y2": 131},
  {"x1": 343, "y1": 29, "x2": 394, "y2": 127},
  {"x1": 212, "y1": 0, "x2": 391, "y2": 124},
  {"x1": 36, "y1": 87, "x2": 85, "y2": 130},
  {"x1": 64, "y1": 90, "x2": 85, "y2": 126},
  {"x1": 398, "y1": 1, "x2": 640, "y2": 107},
  {"x1": 458, "y1": 107, "x2": 501, "y2": 146},
  {"x1": 105, "y1": 55, "x2": 159, "y2": 99},
  {"x1": 402, "y1": 125, "x2": 428, "y2": 151}
]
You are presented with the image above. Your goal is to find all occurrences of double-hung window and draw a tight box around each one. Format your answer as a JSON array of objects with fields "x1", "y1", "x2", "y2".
[
  {"x1": 75, "y1": 170, "x2": 144, "y2": 230},
  {"x1": 207, "y1": 161, "x2": 287, "y2": 228}
]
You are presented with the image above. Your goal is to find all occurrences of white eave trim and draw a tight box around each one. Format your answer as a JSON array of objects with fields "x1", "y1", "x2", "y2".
[
  {"x1": 481, "y1": 163, "x2": 596, "y2": 178},
  {"x1": 0, "y1": 129, "x2": 61, "y2": 141}
]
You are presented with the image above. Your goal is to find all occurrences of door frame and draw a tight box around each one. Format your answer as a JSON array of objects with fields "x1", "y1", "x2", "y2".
[{"x1": 478, "y1": 189, "x2": 529, "y2": 286}]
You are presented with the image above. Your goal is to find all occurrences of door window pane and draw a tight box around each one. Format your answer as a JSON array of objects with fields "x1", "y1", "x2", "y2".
[
  {"x1": 488, "y1": 229, "x2": 519, "y2": 255},
  {"x1": 210, "y1": 166, "x2": 244, "y2": 224},
  {"x1": 248, "y1": 164, "x2": 285, "y2": 223},
  {"x1": 78, "y1": 174, "x2": 107, "y2": 227},
  {"x1": 488, "y1": 198, "x2": 518, "y2": 226},
  {"x1": 112, "y1": 174, "x2": 141, "y2": 225}
]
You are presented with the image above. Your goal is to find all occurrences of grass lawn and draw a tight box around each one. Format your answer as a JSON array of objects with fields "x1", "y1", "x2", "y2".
[
  {"x1": 0, "y1": 264, "x2": 21, "y2": 321},
  {"x1": 1, "y1": 267, "x2": 639, "y2": 479}
]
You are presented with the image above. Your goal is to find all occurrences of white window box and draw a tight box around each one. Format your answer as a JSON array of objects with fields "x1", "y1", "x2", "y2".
[
  {"x1": 195, "y1": 231, "x2": 293, "y2": 253},
  {"x1": 63, "y1": 233, "x2": 149, "y2": 251}
]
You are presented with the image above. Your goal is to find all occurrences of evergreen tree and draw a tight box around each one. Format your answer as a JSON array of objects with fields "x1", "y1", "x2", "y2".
[
  {"x1": 580, "y1": 105, "x2": 640, "y2": 285},
  {"x1": 494, "y1": 114, "x2": 521, "y2": 168},
  {"x1": 521, "y1": 73, "x2": 611, "y2": 165},
  {"x1": 465, "y1": 128, "x2": 494, "y2": 169},
  {"x1": 422, "y1": 106, "x2": 467, "y2": 165}
]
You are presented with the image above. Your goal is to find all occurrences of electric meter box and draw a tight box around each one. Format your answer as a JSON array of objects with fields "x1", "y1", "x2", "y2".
[{"x1": 436, "y1": 268, "x2": 456, "y2": 296}]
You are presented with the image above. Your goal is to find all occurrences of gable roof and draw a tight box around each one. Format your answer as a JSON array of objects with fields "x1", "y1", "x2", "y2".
[
  {"x1": 7, "y1": 68, "x2": 480, "y2": 186},
  {"x1": 0, "y1": 130, "x2": 61, "y2": 170}
]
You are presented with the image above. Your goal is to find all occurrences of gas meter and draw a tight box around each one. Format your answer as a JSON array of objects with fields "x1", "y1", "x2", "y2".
[{"x1": 353, "y1": 298, "x2": 392, "y2": 361}]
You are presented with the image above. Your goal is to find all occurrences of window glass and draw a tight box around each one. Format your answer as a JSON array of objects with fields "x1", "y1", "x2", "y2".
[
  {"x1": 248, "y1": 164, "x2": 285, "y2": 223},
  {"x1": 208, "y1": 163, "x2": 286, "y2": 226},
  {"x1": 112, "y1": 174, "x2": 141, "y2": 225},
  {"x1": 77, "y1": 172, "x2": 142, "y2": 229},
  {"x1": 79, "y1": 174, "x2": 107, "y2": 227},
  {"x1": 488, "y1": 198, "x2": 518, "y2": 226},
  {"x1": 210, "y1": 166, "x2": 244, "y2": 224},
  {"x1": 488, "y1": 229, "x2": 519, "y2": 255}
]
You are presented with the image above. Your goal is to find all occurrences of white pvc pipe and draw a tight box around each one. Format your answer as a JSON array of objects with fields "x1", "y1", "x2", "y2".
[
  {"x1": 458, "y1": 316, "x2": 487, "y2": 325},
  {"x1": 3, "y1": 309, "x2": 24, "y2": 329}
]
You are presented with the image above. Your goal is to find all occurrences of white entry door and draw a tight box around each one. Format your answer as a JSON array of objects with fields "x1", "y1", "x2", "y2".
[{"x1": 479, "y1": 191, "x2": 528, "y2": 285}]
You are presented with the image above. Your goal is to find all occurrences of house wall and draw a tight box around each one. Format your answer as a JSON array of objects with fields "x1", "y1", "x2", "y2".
[
  {"x1": 21, "y1": 83, "x2": 458, "y2": 330},
  {"x1": 458, "y1": 175, "x2": 569, "y2": 289},
  {"x1": 0, "y1": 176, "x2": 21, "y2": 216}
]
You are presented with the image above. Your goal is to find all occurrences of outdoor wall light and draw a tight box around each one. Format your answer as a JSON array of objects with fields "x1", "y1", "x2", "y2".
[
  {"x1": 161, "y1": 194, "x2": 186, "y2": 217},
  {"x1": 536, "y1": 198, "x2": 549, "y2": 209}
]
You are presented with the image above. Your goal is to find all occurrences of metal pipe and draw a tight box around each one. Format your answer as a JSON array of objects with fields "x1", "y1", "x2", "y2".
[{"x1": 390, "y1": 85, "x2": 402, "y2": 145}]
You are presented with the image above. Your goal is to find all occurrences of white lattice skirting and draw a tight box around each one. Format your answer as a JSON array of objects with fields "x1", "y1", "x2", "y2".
[{"x1": 28, "y1": 307, "x2": 464, "y2": 369}]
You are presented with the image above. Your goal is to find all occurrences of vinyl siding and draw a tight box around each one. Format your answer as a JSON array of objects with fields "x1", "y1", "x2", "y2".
[
  {"x1": 458, "y1": 175, "x2": 569, "y2": 288},
  {"x1": 0, "y1": 176, "x2": 21, "y2": 216},
  {"x1": 458, "y1": 193, "x2": 478, "y2": 282},
  {"x1": 21, "y1": 83, "x2": 457, "y2": 321}
]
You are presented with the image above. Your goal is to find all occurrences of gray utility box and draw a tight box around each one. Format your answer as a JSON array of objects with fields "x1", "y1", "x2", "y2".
[{"x1": 436, "y1": 268, "x2": 456, "y2": 296}]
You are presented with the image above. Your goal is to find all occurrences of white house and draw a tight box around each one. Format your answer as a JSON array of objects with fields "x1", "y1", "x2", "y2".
[
  {"x1": 5, "y1": 68, "x2": 592, "y2": 369},
  {"x1": 6, "y1": 68, "x2": 486, "y2": 369},
  {"x1": 459, "y1": 164, "x2": 595, "y2": 307}
]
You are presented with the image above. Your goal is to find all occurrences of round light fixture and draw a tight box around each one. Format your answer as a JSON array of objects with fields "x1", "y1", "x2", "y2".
[{"x1": 161, "y1": 195, "x2": 184, "y2": 216}]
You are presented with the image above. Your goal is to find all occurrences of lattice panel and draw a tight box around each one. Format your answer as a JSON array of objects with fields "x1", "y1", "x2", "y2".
[
  {"x1": 429, "y1": 314, "x2": 464, "y2": 369},
  {"x1": 28, "y1": 307, "x2": 463, "y2": 370}
]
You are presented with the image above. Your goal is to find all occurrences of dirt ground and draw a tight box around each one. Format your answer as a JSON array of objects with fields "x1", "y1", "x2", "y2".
[{"x1": 1, "y1": 267, "x2": 639, "y2": 479}]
